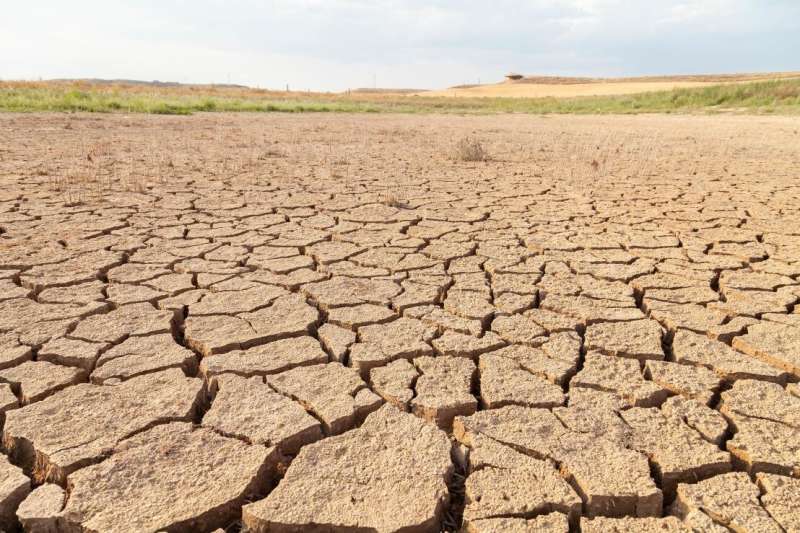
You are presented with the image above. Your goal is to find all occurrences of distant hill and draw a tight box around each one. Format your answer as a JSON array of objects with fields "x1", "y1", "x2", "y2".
[
  {"x1": 49, "y1": 78, "x2": 251, "y2": 90},
  {"x1": 423, "y1": 71, "x2": 800, "y2": 99},
  {"x1": 348, "y1": 88, "x2": 424, "y2": 95},
  {"x1": 501, "y1": 72, "x2": 800, "y2": 85}
]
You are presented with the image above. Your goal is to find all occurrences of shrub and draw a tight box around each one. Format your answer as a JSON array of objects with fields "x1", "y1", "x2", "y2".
[{"x1": 453, "y1": 137, "x2": 489, "y2": 162}]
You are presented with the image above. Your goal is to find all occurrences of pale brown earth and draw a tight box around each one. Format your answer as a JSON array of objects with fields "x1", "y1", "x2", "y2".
[{"x1": 0, "y1": 112, "x2": 799, "y2": 531}]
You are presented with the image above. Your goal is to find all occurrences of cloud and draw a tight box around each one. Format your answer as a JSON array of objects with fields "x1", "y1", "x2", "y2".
[{"x1": 1, "y1": 0, "x2": 797, "y2": 90}]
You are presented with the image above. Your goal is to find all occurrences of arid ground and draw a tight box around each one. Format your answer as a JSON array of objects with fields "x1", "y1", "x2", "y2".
[{"x1": 0, "y1": 112, "x2": 799, "y2": 532}]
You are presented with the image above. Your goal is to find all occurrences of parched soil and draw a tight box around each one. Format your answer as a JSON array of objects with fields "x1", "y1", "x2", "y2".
[{"x1": 0, "y1": 112, "x2": 799, "y2": 532}]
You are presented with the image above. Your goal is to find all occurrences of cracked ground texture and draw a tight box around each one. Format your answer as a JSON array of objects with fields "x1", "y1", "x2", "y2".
[{"x1": 0, "y1": 112, "x2": 799, "y2": 532}]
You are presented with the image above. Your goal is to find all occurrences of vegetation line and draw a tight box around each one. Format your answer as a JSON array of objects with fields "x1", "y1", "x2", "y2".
[{"x1": 1, "y1": 78, "x2": 799, "y2": 115}]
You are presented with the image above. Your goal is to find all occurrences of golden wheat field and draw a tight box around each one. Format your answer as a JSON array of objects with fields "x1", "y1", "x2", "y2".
[{"x1": 420, "y1": 72, "x2": 800, "y2": 98}]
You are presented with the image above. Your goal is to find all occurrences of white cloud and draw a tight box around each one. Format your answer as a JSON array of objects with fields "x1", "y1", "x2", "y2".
[{"x1": 1, "y1": 0, "x2": 797, "y2": 90}]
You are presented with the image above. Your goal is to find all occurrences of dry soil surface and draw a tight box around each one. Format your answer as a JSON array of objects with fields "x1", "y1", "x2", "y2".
[{"x1": 0, "y1": 112, "x2": 799, "y2": 532}]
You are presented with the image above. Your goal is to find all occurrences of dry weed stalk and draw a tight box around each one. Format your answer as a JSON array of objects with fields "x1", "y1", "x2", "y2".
[
  {"x1": 454, "y1": 137, "x2": 490, "y2": 162},
  {"x1": 380, "y1": 192, "x2": 408, "y2": 209}
]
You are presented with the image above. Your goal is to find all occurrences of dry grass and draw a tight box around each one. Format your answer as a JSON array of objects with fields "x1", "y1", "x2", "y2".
[
  {"x1": 34, "y1": 126, "x2": 660, "y2": 205},
  {"x1": 380, "y1": 193, "x2": 409, "y2": 209},
  {"x1": 453, "y1": 137, "x2": 490, "y2": 162},
  {"x1": 3, "y1": 77, "x2": 800, "y2": 115},
  {"x1": 39, "y1": 137, "x2": 184, "y2": 204},
  {"x1": 6, "y1": 112, "x2": 797, "y2": 211}
]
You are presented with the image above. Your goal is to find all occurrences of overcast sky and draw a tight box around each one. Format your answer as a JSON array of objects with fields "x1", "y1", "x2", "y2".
[{"x1": 2, "y1": 1, "x2": 798, "y2": 91}]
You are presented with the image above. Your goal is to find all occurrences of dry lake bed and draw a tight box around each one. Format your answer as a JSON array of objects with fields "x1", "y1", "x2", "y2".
[{"x1": 0, "y1": 112, "x2": 799, "y2": 532}]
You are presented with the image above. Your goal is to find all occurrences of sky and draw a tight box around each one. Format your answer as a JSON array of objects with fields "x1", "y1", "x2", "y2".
[{"x1": 2, "y1": 1, "x2": 799, "y2": 92}]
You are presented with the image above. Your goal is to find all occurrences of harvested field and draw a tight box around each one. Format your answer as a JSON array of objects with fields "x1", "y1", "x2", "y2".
[
  {"x1": 425, "y1": 80, "x2": 735, "y2": 99},
  {"x1": 0, "y1": 112, "x2": 799, "y2": 531},
  {"x1": 423, "y1": 72, "x2": 800, "y2": 99}
]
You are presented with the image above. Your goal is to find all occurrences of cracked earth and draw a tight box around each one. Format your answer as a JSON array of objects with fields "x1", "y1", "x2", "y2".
[{"x1": 0, "y1": 112, "x2": 799, "y2": 532}]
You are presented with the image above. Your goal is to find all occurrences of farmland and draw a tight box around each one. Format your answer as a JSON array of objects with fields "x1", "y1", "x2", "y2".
[{"x1": 2, "y1": 75, "x2": 800, "y2": 115}]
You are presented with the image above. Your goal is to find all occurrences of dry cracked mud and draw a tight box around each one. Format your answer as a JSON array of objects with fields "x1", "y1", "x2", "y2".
[{"x1": 0, "y1": 112, "x2": 799, "y2": 531}]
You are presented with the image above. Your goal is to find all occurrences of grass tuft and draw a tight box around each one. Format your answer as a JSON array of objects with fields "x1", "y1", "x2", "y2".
[{"x1": 453, "y1": 137, "x2": 490, "y2": 162}]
